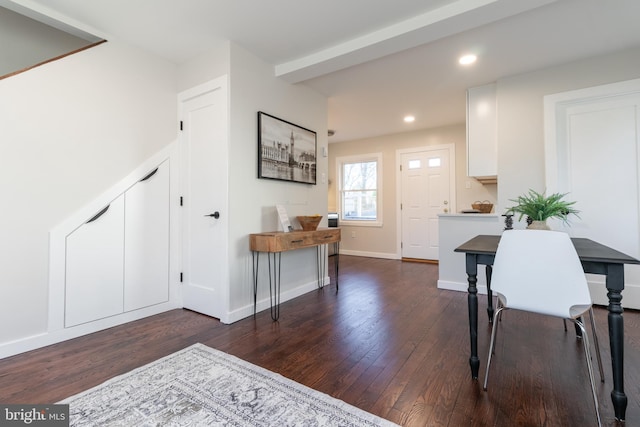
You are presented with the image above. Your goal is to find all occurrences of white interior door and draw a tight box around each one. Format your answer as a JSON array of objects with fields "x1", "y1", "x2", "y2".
[
  {"x1": 546, "y1": 82, "x2": 640, "y2": 309},
  {"x1": 400, "y1": 146, "x2": 453, "y2": 260},
  {"x1": 180, "y1": 78, "x2": 229, "y2": 319}
]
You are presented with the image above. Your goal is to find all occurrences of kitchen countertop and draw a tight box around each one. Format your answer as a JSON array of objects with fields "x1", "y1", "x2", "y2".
[{"x1": 438, "y1": 213, "x2": 500, "y2": 218}]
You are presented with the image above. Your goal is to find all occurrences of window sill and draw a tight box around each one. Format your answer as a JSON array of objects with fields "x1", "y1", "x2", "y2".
[{"x1": 338, "y1": 220, "x2": 383, "y2": 228}]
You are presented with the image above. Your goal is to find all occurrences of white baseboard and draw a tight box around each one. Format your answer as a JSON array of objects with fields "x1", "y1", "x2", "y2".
[
  {"x1": 437, "y1": 280, "x2": 488, "y2": 295},
  {"x1": 224, "y1": 276, "x2": 333, "y2": 324},
  {"x1": 1, "y1": 274, "x2": 333, "y2": 357},
  {"x1": 337, "y1": 249, "x2": 400, "y2": 259},
  {"x1": 588, "y1": 280, "x2": 640, "y2": 309},
  {"x1": 0, "y1": 302, "x2": 180, "y2": 359}
]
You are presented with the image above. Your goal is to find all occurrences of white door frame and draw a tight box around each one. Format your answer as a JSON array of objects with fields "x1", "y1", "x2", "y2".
[{"x1": 395, "y1": 144, "x2": 456, "y2": 259}]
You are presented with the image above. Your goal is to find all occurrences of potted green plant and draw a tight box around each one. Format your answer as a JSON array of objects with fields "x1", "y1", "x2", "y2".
[{"x1": 506, "y1": 189, "x2": 579, "y2": 230}]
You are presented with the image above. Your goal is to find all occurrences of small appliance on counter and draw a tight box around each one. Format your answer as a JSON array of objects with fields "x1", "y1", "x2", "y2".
[
  {"x1": 328, "y1": 212, "x2": 338, "y2": 227},
  {"x1": 327, "y1": 212, "x2": 339, "y2": 256}
]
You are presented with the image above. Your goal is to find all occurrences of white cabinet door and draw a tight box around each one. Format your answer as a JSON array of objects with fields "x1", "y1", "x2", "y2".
[
  {"x1": 65, "y1": 195, "x2": 125, "y2": 327},
  {"x1": 467, "y1": 83, "x2": 497, "y2": 178},
  {"x1": 124, "y1": 160, "x2": 170, "y2": 311}
]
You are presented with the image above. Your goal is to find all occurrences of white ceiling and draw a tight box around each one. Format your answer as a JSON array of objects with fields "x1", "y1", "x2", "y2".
[{"x1": 4, "y1": 0, "x2": 640, "y2": 142}]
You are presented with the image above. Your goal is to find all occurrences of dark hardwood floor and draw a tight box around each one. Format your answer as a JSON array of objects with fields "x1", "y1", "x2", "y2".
[{"x1": 1, "y1": 255, "x2": 639, "y2": 426}]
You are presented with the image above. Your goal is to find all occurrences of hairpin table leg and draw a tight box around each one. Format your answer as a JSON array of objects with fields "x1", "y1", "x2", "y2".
[{"x1": 267, "y1": 252, "x2": 282, "y2": 321}]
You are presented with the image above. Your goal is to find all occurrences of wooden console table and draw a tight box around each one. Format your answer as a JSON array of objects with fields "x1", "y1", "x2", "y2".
[{"x1": 250, "y1": 228, "x2": 341, "y2": 320}]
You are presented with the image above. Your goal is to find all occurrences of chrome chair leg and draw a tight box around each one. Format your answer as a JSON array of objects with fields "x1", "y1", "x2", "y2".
[
  {"x1": 572, "y1": 319, "x2": 602, "y2": 427},
  {"x1": 483, "y1": 306, "x2": 504, "y2": 391},
  {"x1": 564, "y1": 313, "x2": 603, "y2": 382},
  {"x1": 588, "y1": 308, "x2": 605, "y2": 382},
  {"x1": 496, "y1": 299, "x2": 504, "y2": 323}
]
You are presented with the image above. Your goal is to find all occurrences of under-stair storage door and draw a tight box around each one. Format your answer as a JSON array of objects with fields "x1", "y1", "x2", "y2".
[
  {"x1": 124, "y1": 161, "x2": 170, "y2": 311},
  {"x1": 65, "y1": 196, "x2": 125, "y2": 327}
]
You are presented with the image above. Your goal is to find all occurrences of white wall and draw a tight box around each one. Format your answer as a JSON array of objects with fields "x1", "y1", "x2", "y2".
[
  {"x1": 176, "y1": 40, "x2": 230, "y2": 92},
  {"x1": 0, "y1": 41, "x2": 177, "y2": 346},
  {"x1": 496, "y1": 46, "x2": 640, "y2": 220},
  {"x1": 227, "y1": 43, "x2": 329, "y2": 317}
]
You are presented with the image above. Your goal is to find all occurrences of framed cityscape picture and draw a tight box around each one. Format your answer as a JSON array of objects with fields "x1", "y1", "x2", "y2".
[{"x1": 258, "y1": 111, "x2": 317, "y2": 185}]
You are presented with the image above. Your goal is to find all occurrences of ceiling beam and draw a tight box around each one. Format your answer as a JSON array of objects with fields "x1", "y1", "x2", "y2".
[
  {"x1": 0, "y1": 0, "x2": 104, "y2": 41},
  {"x1": 275, "y1": 0, "x2": 557, "y2": 83}
]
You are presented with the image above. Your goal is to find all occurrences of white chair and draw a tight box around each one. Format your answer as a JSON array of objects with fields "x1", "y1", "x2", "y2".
[{"x1": 483, "y1": 230, "x2": 603, "y2": 426}]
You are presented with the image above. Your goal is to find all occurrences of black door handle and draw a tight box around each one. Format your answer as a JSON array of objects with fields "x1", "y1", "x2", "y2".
[
  {"x1": 205, "y1": 212, "x2": 220, "y2": 219},
  {"x1": 86, "y1": 205, "x2": 110, "y2": 224},
  {"x1": 139, "y1": 167, "x2": 159, "y2": 182}
]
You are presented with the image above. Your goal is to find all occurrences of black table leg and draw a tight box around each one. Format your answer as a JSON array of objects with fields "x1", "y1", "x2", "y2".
[
  {"x1": 486, "y1": 265, "x2": 494, "y2": 323},
  {"x1": 607, "y1": 264, "x2": 627, "y2": 421},
  {"x1": 466, "y1": 253, "x2": 479, "y2": 379},
  {"x1": 267, "y1": 252, "x2": 282, "y2": 321}
]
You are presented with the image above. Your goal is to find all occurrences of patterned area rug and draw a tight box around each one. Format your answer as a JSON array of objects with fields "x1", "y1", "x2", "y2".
[{"x1": 60, "y1": 343, "x2": 399, "y2": 426}]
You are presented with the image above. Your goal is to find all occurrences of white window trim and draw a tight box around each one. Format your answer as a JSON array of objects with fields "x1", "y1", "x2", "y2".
[{"x1": 336, "y1": 152, "x2": 383, "y2": 227}]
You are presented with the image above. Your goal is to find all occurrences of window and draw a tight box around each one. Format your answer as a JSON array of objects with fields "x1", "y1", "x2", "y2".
[
  {"x1": 428, "y1": 157, "x2": 441, "y2": 167},
  {"x1": 337, "y1": 153, "x2": 382, "y2": 226}
]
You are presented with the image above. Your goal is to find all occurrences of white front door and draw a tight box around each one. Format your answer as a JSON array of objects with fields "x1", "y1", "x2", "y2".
[
  {"x1": 179, "y1": 77, "x2": 229, "y2": 319},
  {"x1": 399, "y1": 145, "x2": 454, "y2": 260},
  {"x1": 546, "y1": 81, "x2": 640, "y2": 309}
]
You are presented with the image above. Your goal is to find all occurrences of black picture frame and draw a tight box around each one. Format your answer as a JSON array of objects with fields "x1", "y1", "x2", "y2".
[{"x1": 258, "y1": 111, "x2": 317, "y2": 185}]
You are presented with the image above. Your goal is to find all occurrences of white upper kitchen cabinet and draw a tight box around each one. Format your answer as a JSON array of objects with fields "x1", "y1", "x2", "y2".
[{"x1": 467, "y1": 83, "x2": 497, "y2": 181}]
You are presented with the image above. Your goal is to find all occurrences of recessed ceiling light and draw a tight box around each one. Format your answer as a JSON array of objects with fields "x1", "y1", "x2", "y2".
[
  {"x1": 404, "y1": 115, "x2": 415, "y2": 123},
  {"x1": 459, "y1": 54, "x2": 477, "y2": 65}
]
